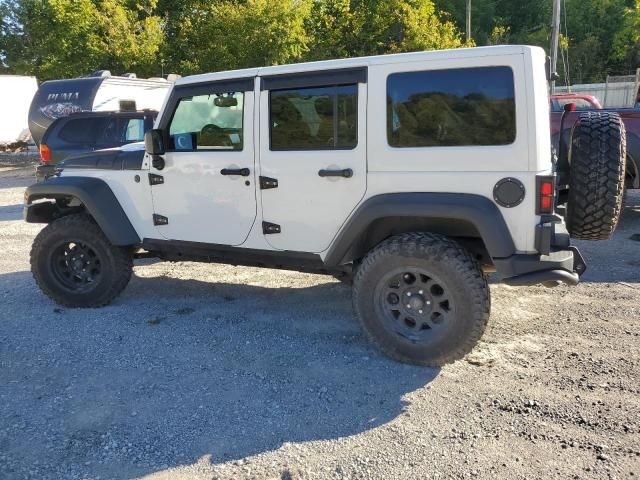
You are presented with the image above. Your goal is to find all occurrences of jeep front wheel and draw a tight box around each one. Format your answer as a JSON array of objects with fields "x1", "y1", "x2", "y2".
[
  {"x1": 30, "y1": 214, "x2": 133, "y2": 307},
  {"x1": 353, "y1": 233, "x2": 490, "y2": 366}
]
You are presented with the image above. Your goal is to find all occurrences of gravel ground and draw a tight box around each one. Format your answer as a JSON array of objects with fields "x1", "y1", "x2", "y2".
[{"x1": 0, "y1": 163, "x2": 638, "y2": 480}]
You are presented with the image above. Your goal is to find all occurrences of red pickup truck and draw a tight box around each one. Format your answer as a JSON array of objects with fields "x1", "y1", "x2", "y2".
[{"x1": 550, "y1": 95, "x2": 640, "y2": 188}]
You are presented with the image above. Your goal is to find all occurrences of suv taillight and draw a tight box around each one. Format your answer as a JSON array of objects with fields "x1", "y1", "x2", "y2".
[
  {"x1": 536, "y1": 175, "x2": 555, "y2": 215},
  {"x1": 39, "y1": 144, "x2": 51, "y2": 163}
]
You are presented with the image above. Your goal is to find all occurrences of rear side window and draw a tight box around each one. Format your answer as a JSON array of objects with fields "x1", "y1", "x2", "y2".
[
  {"x1": 270, "y1": 85, "x2": 357, "y2": 150},
  {"x1": 387, "y1": 66, "x2": 516, "y2": 147},
  {"x1": 58, "y1": 117, "x2": 108, "y2": 144}
]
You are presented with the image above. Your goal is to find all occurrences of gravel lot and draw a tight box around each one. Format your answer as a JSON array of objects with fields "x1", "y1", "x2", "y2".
[{"x1": 0, "y1": 160, "x2": 638, "y2": 480}]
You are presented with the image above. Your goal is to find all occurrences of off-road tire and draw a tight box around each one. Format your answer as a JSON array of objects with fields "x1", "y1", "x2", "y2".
[
  {"x1": 566, "y1": 112, "x2": 626, "y2": 240},
  {"x1": 352, "y1": 233, "x2": 490, "y2": 367},
  {"x1": 30, "y1": 214, "x2": 133, "y2": 307}
]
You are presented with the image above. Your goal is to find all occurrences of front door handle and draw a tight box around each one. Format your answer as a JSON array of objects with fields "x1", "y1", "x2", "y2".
[
  {"x1": 151, "y1": 155, "x2": 165, "y2": 170},
  {"x1": 221, "y1": 167, "x2": 250, "y2": 176},
  {"x1": 318, "y1": 168, "x2": 353, "y2": 178}
]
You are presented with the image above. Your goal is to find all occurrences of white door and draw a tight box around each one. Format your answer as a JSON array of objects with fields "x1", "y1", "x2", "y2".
[
  {"x1": 258, "y1": 77, "x2": 367, "y2": 252},
  {"x1": 150, "y1": 81, "x2": 256, "y2": 245}
]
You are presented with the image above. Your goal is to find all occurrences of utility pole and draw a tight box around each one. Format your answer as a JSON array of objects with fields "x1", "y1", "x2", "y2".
[
  {"x1": 550, "y1": 0, "x2": 562, "y2": 93},
  {"x1": 466, "y1": 0, "x2": 472, "y2": 42}
]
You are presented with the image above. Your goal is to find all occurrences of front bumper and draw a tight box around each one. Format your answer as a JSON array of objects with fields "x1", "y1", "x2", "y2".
[
  {"x1": 35, "y1": 164, "x2": 59, "y2": 182},
  {"x1": 494, "y1": 216, "x2": 586, "y2": 287}
]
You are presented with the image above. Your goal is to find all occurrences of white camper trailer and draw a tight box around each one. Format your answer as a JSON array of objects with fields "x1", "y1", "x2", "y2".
[
  {"x1": 28, "y1": 72, "x2": 174, "y2": 145},
  {"x1": 0, "y1": 75, "x2": 39, "y2": 149}
]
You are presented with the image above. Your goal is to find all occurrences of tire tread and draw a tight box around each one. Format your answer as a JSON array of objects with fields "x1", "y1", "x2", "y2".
[
  {"x1": 352, "y1": 232, "x2": 490, "y2": 366},
  {"x1": 30, "y1": 214, "x2": 132, "y2": 308}
]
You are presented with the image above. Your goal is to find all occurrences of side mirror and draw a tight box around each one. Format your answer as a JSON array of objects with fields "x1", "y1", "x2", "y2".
[{"x1": 144, "y1": 129, "x2": 165, "y2": 156}]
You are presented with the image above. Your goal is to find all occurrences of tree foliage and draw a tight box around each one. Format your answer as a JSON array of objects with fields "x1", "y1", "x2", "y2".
[
  {"x1": 435, "y1": 0, "x2": 640, "y2": 83},
  {"x1": 171, "y1": 0, "x2": 312, "y2": 74},
  {"x1": 305, "y1": 0, "x2": 467, "y2": 61},
  {"x1": 0, "y1": 0, "x2": 162, "y2": 79},
  {"x1": 0, "y1": 0, "x2": 637, "y2": 83}
]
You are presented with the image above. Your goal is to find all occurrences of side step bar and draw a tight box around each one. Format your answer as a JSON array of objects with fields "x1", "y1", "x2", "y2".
[{"x1": 502, "y1": 269, "x2": 579, "y2": 287}]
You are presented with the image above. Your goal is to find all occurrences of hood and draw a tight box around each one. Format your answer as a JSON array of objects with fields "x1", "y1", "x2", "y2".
[{"x1": 61, "y1": 142, "x2": 145, "y2": 171}]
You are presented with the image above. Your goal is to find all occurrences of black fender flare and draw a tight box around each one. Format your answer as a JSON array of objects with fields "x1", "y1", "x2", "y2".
[
  {"x1": 324, "y1": 193, "x2": 516, "y2": 266},
  {"x1": 24, "y1": 176, "x2": 140, "y2": 246}
]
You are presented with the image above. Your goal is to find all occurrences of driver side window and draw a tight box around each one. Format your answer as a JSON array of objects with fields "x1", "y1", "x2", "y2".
[{"x1": 168, "y1": 92, "x2": 244, "y2": 151}]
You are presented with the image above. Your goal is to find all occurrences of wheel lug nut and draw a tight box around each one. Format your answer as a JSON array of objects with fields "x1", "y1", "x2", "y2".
[
  {"x1": 406, "y1": 305, "x2": 411, "y2": 308},
  {"x1": 407, "y1": 292, "x2": 411, "y2": 296},
  {"x1": 419, "y1": 310, "x2": 423, "y2": 314},
  {"x1": 419, "y1": 290, "x2": 423, "y2": 294},
  {"x1": 426, "y1": 301, "x2": 431, "y2": 305}
]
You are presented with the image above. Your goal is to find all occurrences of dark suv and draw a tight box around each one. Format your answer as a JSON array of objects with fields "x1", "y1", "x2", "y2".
[{"x1": 36, "y1": 110, "x2": 156, "y2": 180}]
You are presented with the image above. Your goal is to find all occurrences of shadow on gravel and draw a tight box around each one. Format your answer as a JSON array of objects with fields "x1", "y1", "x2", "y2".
[
  {"x1": 574, "y1": 193, "x2": 640, "y2": 283},
  {"x1": 0, "y1": 270, "x2": 439, "y2": 479},
  {"x1": 0, "y1": 174, "x2": 33, "y2": 190},
  {"x1": 0, "y1": 203, "x2": 23, "y2": 221}
]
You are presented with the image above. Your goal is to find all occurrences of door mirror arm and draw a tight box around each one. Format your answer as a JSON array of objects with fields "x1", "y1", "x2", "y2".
[{"x1": 151, "y1": 155, "x2": 165, "y2": 170}]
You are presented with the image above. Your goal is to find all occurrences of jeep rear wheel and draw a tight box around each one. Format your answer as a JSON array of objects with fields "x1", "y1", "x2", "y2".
[
  {"x1": 566, "y1": 112, "x2": 626, "y2": 240},
  {"x1": 31, "y1": 214, "x2": 133, "y2": 307},
  {"x1": 353, "y1": 233, "x2": 490, "y2": 367}
]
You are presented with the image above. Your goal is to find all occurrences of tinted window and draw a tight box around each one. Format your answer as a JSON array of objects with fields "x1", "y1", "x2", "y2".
[
  {"x1": 169, "y1": 92, "x2": 244, "y2": 151},
  {"x1": 270, "y1": 85, "x2": 357, "y2": 150},
  {"x1": 387, "y1": 66, "x2": 516, "y2": 147},
  {"x1": 124, "y1": 118, "x2": 145, "y2": 141},
  {"x1": 96, "y1": 118, "x2": 122, "y2": 146},
  {"x1": 58, "y1": 117, "x2": 109, "y2": 144}
]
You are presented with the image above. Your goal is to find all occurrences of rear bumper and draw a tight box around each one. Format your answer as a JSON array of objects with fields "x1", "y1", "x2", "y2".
[{"x1": 494, "y1": 218, "x2": 587, "y2": 287}]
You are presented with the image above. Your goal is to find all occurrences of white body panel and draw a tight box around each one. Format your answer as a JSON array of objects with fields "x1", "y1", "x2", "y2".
[
  {"x1": 257, "y1": 83, "x2": 368, "y2": 252},
  {"x1": 149, "y1": 91, "x2": 257, "y2": 245},
  {"x1": 64, "y1": 45, "x2": 555, "y2": 257},
  {"x1": 0, "y1": 75, "x2": 38, "y2": 145},
  {"x1": 92, "y1": 77, "x2": 171, "y2": 112},
  {"x1": 63, "y1": 143, "x2": 158, "y2": 241}
]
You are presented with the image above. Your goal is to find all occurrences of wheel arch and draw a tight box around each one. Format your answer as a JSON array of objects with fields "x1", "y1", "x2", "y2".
[
  {"x1": 324, "y1": 193, "x2": 516, "y2": 267},
  {"x1": 24, "y1": 176, "x2": 140, "y2": 246}
]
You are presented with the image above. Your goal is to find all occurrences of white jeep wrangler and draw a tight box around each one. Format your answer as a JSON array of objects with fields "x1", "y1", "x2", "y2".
[{"x1": 24, "y1": 46, "x2": 626, "y2": 366}]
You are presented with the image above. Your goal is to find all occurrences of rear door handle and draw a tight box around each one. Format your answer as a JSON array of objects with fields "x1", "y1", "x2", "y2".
[
  {"x1": 318, "y1": 168, "x2": 353, "y2": 178},
  {"x1": 221, "y1": 167, "x2": 250, "y2": 176}
]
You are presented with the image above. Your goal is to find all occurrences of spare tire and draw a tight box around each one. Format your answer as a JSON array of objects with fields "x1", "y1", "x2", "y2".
[{"x1": 566, "y1": 112, "x2": 626, "y2": 240}]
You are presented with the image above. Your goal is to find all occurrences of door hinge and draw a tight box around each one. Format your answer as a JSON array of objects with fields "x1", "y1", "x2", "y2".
[
  {"x1": 148, "y1": 173, "x2": 164, "y2": 185},
  {"x1": 262, "y1": 221, "x2": 281, "y2": 234},
  {"x1": 259, "y1": 176, "x2": 278, "y2": 189},
  {"x1": 153, "y1": 214, "x2": 169, "y2": 226}
]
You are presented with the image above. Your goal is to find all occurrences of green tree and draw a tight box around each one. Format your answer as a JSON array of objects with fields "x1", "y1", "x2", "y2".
[
  {"x1": 93, "y1": 0, "x2": 163, "y2": 76},
  {"x1": 306, "y1": 0, "x2": 468, "y2": 61},
  {"x1": 171, "y1": 0, "x2": 312, "y2": 75},
  {"x1": 0, "y1": 0, "x2": 163, "y2": 80},
  {"x1": 611, "y1": 0, "x2": 640, "y2": 76},
  {"x1": 434, "y1": 0, "x2": 639, "y2": 83}
]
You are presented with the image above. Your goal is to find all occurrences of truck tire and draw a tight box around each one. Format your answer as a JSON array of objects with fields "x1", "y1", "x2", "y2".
[
  {"x1": 352, "y1": 233, "x2": 490, "y2": 367},
  {"x1": 30, "y1": 214, "x2": 133, "y2": 307},
  {"x1": 566, "y1": 112, "x2": 626, "y2": 240}
]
